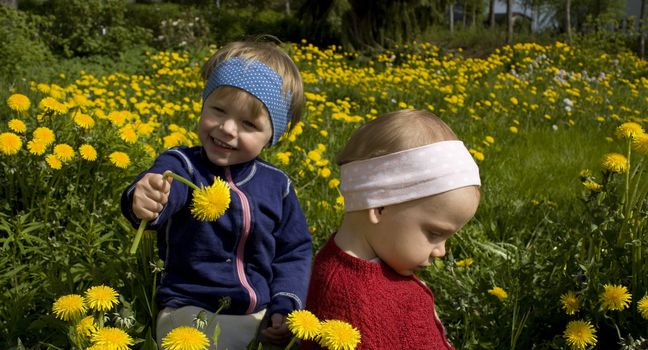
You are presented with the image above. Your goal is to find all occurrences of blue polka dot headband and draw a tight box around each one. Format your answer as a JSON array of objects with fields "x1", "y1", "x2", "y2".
[
  {"x1": 202, "y1": 57, "x2": 292, "y2": 146},
  {"x1": 340, "y1": 141, "x2": 481, "y2": 211}
]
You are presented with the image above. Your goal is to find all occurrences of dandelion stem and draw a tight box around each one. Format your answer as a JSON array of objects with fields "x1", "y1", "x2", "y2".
[
  {"x1": 284, "y1": 337, "x2": 297, "y2": 350},
  {"x1": 129, "y1": 220, "x2": 148, "y2": 255},
  {"x1": 163, "y1": 170, "x2": 200, "y2": 191},
  {"x1": 623, "y1": 137, "x2": 631, "y2": 213}
]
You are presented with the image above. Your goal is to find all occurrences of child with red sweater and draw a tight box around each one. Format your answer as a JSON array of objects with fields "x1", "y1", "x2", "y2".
[{"x1": 302, "y1": 109, "x2": 481, "y2": 349}]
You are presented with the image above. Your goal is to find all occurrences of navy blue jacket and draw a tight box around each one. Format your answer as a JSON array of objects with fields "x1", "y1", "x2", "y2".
[{"x1": 121, "y1": 146, "x2": 312, "y2": 316}]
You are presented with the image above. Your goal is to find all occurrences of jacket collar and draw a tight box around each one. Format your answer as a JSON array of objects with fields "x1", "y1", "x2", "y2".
[{"x1": 200, "y1": 147, "x2": 257, "y2": 183}]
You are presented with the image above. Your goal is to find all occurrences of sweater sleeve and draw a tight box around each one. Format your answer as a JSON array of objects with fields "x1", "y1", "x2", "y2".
[
  {"x1": 268, "y1": 182, "x2": 312, "y2": 316},
  {"x1": 120, "y1": 148, "x2": 192, "y2": 229}
]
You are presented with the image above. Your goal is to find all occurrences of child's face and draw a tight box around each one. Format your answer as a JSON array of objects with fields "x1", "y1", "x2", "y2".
[
  {"x1": 368, "y1": 186, "x2": 479, "y2": 276},
  {"x1": 199, "y1": 88, "x2": 273, "y2": 167}
]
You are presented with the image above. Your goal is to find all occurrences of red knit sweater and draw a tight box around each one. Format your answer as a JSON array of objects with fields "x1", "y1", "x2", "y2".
[{"x1": 301, "y1": 236, "x2": 454, "y2": 350}]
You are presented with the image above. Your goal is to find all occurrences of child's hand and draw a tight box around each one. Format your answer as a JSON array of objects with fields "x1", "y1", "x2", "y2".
[
  {"x1": 261, "y1": 313, "x2": 291, "y2": 345},
  {"x1": 132, "y1": 172, "x2": 173, "y2": 221}
]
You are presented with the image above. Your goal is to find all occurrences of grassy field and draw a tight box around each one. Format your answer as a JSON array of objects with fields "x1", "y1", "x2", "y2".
[{"x1": 1, "y1": 40, "x2": 647, "y2": 349}]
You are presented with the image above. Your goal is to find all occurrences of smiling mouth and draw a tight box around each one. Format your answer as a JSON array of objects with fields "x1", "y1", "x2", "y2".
[{"x1": 212, "y1": 137, "x2": 236, "y2": 150}]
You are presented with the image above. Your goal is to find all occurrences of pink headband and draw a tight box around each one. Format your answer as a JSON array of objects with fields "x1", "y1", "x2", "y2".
[{"x1": 340, "y1": 140, "x2": 481, "y2": 212}]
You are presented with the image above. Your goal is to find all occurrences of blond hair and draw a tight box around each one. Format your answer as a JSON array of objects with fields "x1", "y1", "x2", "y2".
[
  {"x1": 201, "y1": 41, "x2": 304, "y2": 130},
  {"x1": 337, "y1": 109, "x2": 458, "y2": 165}
]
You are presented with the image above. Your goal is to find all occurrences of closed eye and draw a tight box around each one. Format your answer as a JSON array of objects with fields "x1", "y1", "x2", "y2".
[{"x1": 243, "y1": 120, "x2": 258, "y2": 129}]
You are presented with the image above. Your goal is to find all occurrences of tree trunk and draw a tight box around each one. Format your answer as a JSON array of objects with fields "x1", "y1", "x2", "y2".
[
  {"x1": 285, "y1": 0, "x2": 290, "y2": 16},
  {"x1": 506, "y1": 0, "x2": 513, "y2": 44},
  {"x1": 462, "y1": 0, "x2": 467, "y2": 26},
  {"x1": 449, "y1": 1, "x2": 455, "y2": 33},
  {"x1": 488, "y1": 0, "x2": 495, "y2": 28},
  {"x1": 566, "y1": 0, "x2": 572, "y2": 44},
  {"x1": 640, "y1": 0, "x2": 647, "y2": 59},
  {"x1": 471, "y1": 1, "x2": 477, "y2": 28}
]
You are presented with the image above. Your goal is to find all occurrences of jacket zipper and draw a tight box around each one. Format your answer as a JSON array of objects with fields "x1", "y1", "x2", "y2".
[{"x1": 225, "y1": 167, "x2": 257, "y2": 314}]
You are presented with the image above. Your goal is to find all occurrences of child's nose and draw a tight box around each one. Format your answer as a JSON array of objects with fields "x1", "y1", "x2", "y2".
[
  {"x1": 430, "y1": 243, "x2": 446, "y2": 258},
  {"x1": 220, "y1": 118, "x2": 237, "y2": 135}
]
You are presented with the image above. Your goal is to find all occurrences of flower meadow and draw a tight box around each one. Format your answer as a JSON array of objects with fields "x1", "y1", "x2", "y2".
[{"x1": 1, "y1": 40, "x2": 648, "y2": 349}]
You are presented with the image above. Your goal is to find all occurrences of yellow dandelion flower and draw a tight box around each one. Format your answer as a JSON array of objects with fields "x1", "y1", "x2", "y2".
[
  {"x1": 287, "y1": 310, "x2": 321, "y2": 341},
  {"x1": 74, "y1": 113, "x2": 95, "y2": 129},
  {"x1": 52, "y1": 294, "x2": 86, "y2": 321},
  {"x1": 79, "y1": 144, "x2": 97, "y2": 161},
  {"x1": 161, "y1": 326, "x2": 209, "y2": 350},
  {"x1": 276, "y1": 152, "x2": 292, "y2": 165},
  {"x1": 308, "y1": 150, "x2": 322, "y2": 162},
  {"x1": 38, "y1": 97, "x2": 68, "y2": 114},
  {"x1": 582, "y1": 179, "x2": 602, "y2": 192},
  {"x1": 33, "y1": 127, "x2": 56, "y2": 145},
  {"x1": 108, "y1": 111, "x2": 129, "y2": 127},
  {"x1": 45, "y1": 154, "x2": 62, "y2": 170},
  {"x1": 473, "y1": 151, "x2": 485, "y2": 161},
  {"x1": 91, "y1": 327, "x2": 133, "y2": 350},
  {"x1": 0, "y1": 132, "x2": 22, "y2": 155},
  {"x1": 84, "y1": 285, "x2": 119, "y2": 312},
  {"x1": 615, "y1": 122, "x2": 644, "y2": 139},
  {"x1": 109, "y1": 151, "x2": 131, "y2": 169},
  {"x1": 53, "y1": 144, "x2": 75, "y2": 162},
  {"x1": 638, "y1": 295, "x2": 648, "y2": 319},
  {"x1": 456, "y1": 258, "x2": 474, "y2": 268},
  {"x1": 191, "y1": 177, "x2": 231, "y2": 221},
  {"x1": 36, "y1": 83, "x2": 50, "y2": 94},
  {"x1": 488, "y1": 286, "x2": 508, "y2": 301},
  {"x1": 317, "y1": 319, "x2": 361, "y2": 350},
  {"x1": 27, "y1": 139, "x2": 48, "y2": 155},
  {"x1": 76, "y1": 316, "x2": 96, "y2": 338},
  {"x1": 600, "y1": 284, "x2": 631, "y2": 311},
  {"x1": 560, "y1": 291, "x2": 580, "y2": 315},
  {"x1": 143, "y1": 144, "x2": 157, "y2": 158},
  {"x1": 601, "y1": 153, "x2": 628, "y2": 174},
  {"x1": 328, "y1": 179, "x2": 340, "y2": 189},
  {"x1": 320, "y1": 168, "x2": 332, "y2": 178},
  {"x1": 563, "y1": 320, "x2": 597, "y2": 350},
  {"x1": 509, "y1": 126, "x2": 519, "y2": 134},
  {"x1": 510, "y1": 97, "x2": 519, "y2": 105},
  {"x1": 119, "y1": 126, "x2": 138, "y2": 144},
  {"x1": 8, "y1": 119, "x2": 27, "y2": 134},
  {"x1": 632, "y1": 133, "x2": 648, "y2": 155},
  {"x1": 7, "y1": 94, "x2": 31, "y2": 112}
]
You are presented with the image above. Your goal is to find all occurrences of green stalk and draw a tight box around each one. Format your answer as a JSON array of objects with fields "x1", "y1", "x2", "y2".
[
  {"x1": 623, "y1": 137, "x2": 632, "y2": 215},
  {"x1": 129, "y1": 220, "x2": 148, "y2": 255},
  {"x1": 284, "y1": 337, "x2": 297, "y2": 350}
]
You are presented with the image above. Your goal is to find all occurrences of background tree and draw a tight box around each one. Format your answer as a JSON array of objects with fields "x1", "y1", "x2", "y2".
[
  {"x1": 299, "y1": 0, "x2": 452, "y2": 49},
  {"x1": 488, "y1": 0, "x2": 496, "y2": 28},
  {"x1": 566, "y1": 0, "x2": 572, "y2": 43},
  {"x1": 640, "y1": 0, "x2": 646, "y2": 58},
  {"x1": 449, "y1": 1, "x2": 455, "y2": 33},
  {"x1": 506, "y1": 0, "x2": 513, "y2": 43}
]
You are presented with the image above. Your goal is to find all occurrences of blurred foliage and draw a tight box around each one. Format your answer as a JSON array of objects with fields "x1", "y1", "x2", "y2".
[{"x1": 0, "y1": 5, "x2": 54, "y2": 80}]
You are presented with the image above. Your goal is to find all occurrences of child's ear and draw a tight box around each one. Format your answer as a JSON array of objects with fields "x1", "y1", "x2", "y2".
[{"x1": 367, "y1": 207, "x2": 385, "y2": 224}]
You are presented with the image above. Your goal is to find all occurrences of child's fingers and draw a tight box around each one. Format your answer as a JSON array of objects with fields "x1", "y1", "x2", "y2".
[
  {"x1": 150, "y1": 173, "x2": 172, "y2": 193},
  {"x1": 260, "y1": 313, "x2": 290, "y2": 343},
  {"x1": 132, "y1": 198, "x2": 163, "y2": 221},
  {"x1": 271, "y1": 313, "x2": 285, "y2": 329}
]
